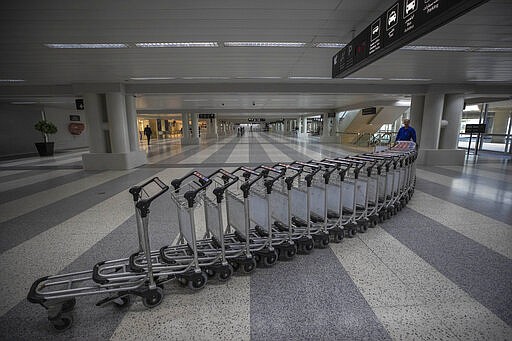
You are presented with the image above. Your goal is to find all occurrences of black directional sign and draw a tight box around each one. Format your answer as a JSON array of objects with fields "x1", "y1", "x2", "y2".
[
  {"x1": 75, "y1": 99, "x2": 84, "y2": 110},
  {"x1": 332, "y1": 0, "x2": 490, "y2": 78}
]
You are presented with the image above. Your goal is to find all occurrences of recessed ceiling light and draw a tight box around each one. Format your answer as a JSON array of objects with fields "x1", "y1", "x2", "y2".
[
  {"x1": 395, "y1": 100, "x2": 412, "y2": 106},
  {"x1": 0, "y1": 79, "x2": 25, "y2": 82},
  {"x1": 288, "y1": 76, "x2": 332, "y2": 80},
  {"x1": 130, "y1": 77, "x2": 176, "y2": 80},
  {"x1": 344, "y1": 77, "x2": 384, "y2": 81},
  {"x1": 314, "y1": 43, "x2": 346, "y2": 48},
  {"x1": 181, "y1": 76, "x2": 230, "y2": 80},
  {"x1": 135, "y1": 42, "x2": 218, "y2": 48},
  {"x1": 388, "y1": 78, "x2": 432, "y2": 81},
  {"x1": 235, "y1": 76, "x2": 282, "y2": 79},
  {"x1": 474, "y1": 47, "x2": 512, "y2": 52},
  {"x1": 224, "y1": 42, "x2": 307, "y2": 47},
  {"x1": 401, "y1": 45, "x2": 471, "y2": 52},
  {"x1": 44, "y1": 43, "x2": 127, "y2": 49},
  {"x1": 468, "y1": 79, "x2": 511, "y2": 82}
]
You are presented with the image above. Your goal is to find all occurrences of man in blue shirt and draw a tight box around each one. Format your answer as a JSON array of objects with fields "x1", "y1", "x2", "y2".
[{"x1": 395, "y1": 119, "x2": 417, "y2": 143}]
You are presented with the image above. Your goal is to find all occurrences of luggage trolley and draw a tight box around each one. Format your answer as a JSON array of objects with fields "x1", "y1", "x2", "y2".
[
  {"x1": 304, "y1": 160, "x2": 345, "y2": 244},
  {"x1": 27, "y1": 177, "x2": 172, "y2": 331},
  {"x1": 205, "y1": 167, "x2": 259, "y2": 274},
  {"x1": 284, "y1": 161, "x2": 337, "y2": 246},
  {"x1": 269, "y1": 163, "x2": 316, "y2": 253},
  {"x1": 360, "y1": 153, "x2": 396, "y2": 222},
  {"x1": 329, "y1": 157, "x2": 369, "y2": 236},
  {"x1": 250, "y1": 165, "x2": 297, "y2": 264},
  {"x1": 345, "y1": 155, "x2": 382, "y2": 228}
]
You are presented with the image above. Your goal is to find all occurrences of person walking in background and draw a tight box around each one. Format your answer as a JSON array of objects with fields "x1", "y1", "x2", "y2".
[
  {"x1": 143, "y1": 125, "x2": 152, "y2": 145},
  {"x1": 395, "y1": 118, "x2": 417, "y2": 143}
]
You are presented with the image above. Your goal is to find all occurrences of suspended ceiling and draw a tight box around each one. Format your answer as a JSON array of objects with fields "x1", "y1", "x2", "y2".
[{"x1": 0, "y1": 0, "x2": 511, "y2": 117}]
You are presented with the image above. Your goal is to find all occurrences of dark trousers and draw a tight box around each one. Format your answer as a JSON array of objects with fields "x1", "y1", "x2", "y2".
[{"x1": 145, "y1": 135, "x2": 151, "y2": 144}]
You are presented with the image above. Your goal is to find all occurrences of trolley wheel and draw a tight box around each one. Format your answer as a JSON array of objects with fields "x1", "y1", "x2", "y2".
[
  {"x1": 49, "y1": 312, "x2": 73, "y2": 332},
  {"x1": 371, "y1": 219, "x2": 378, "y2": 227},
  {"x1": 216, "y1": 264, "x2": 234, "y2": 282},
  {"x1": 205, "y1": 268, "x2": 216, "y2": 278},
  {"x1": 304, "y1": 239, "x2": 314, "y2": 252},
  {"x1": 177, "y1": 277, "x2": 188, "y2": 287},
  {"x1": 333, "y1": 231, "x2": 344, "y2": 243},
  {"x1": 316, "y1": 236, "x2": 330, "y2": 249},
  {"x1": 142, "y1": 287, "x2": 163, "y2": 309},
  {"x1": 187, "y1": 273, "x2": 208, "y2": 291},
  {"x1": 359, "y1": 221, "x2": 368, "y2": 233},
  {"x1": 262, "y1": 250, "x2": 278, "y2": 267},
  {"x1": 61, "y1": 298, "x2": 76, "y2": 313},
  {"x1": 230, "y1": 260, "x2": 241, "y2": 272},
  {"x1": 114, "y1": 295, "x2": 132, "y2": 308},
  {"x1": 347, "y1": 228, "x2": 357, "y2": 238},
  {"x1": 241, "y1": 258, "x2": 257, "y2": 274}
]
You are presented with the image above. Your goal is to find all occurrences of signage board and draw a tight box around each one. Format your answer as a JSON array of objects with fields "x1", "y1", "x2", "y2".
[
  {"x1": 465, "y1": 123, "x2": 486, "y2": 134},
  {"x1": 328, "y1": 112, "x2": 336, "y2": 118},
  {"x1": 332, "y1": 0, "x2": 490, "y2": 78},
  {"x1": 198, "y1": 114, "x2": 215, "y2": 119},
  {"x1": 69, "y1": 114, "x2": 81, "y2": 121},
  {"x1": 362, "y1": 107, "x2": 377, "y2": 115},
  {"x1": 75, "y1": 99, "x2": 84, "y2": 110}
]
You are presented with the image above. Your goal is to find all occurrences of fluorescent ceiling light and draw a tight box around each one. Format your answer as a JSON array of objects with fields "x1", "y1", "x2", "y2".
[
  {"x1": 468, "y1": 79, "x2": 511, "y2": 82},
  {"x1": 130, "y1": 77, "x2": 176, "y2": 80},
  {"x1": 181, "y1": 76, "x2": 229, "y2": 80},
  {"x1": 344, "y1": 77, "x2": 384, "y2": 80},
  {"x1": 474, "y1": 47, "x2": 512, "y2": 52},
  {"x1": 183, "y1": 99, "x2": 208, "y2": 102},
  {"x1": 235, "y1": 76, "x2": 282, "y2": 79},
  {"x1": 11, "y1": 101, "x2": 36, "y2": 104},
  {"x1": 388, "y1": 78, "x2": 432, "y2": 81},
  {"x1": 224, "y1": 42, "x2": 307, "y2": 47},
  {"x1": 0, "y1": 79, "x2": 25, "y2": 82},
  {"x1": 314, "y1": 43, "x2": 346, "y2": 48},
  {"x1": 289, "y1": 76, "x2": 332, "y2": 80},
  {"x1": 45, "y1": 43, "x2": 127, "y2": 49},
  {"x1": 464, "y1": 104, "x2": 480, "y2": 112},
  {"x1": 135, "y1": 42, "x2": 218, "y2": 48},
  {"x1": 401, "y1": 45, "x2": 471, "y2": 52}
]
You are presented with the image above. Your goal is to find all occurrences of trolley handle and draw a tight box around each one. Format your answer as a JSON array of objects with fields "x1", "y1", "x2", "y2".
[
  {"x1": 311, "y1": 160, "x2": 338, "y2": 184},
  {"x1": 133, "y1": 177, "x2": 170, "y2": 218},
  {"x1": 171, "y1": 171, "x2": 213, "y2": 207},
  {"x1": 362, "y1": 154, "x2": 394, "y2": 173},
  {"x1": 255, "y1": 165, "x2": 284, "y2": 194},
  {"x1": 275, "y1": 163, "x2": 302, "y2": 190},
  {"x1": 209, "y1": 169, "x2": 240, "y2": 203},
  {"x1": 129, "y1": 176, "x2": 168, "y2": 202},
  {"x1": 323, "y1": 158, "x2": 353, "y2": 180},
  {"x1": 348, "y1": 156, "x2": 378, "y2": 177},
  {"x1": 291, "y1": 161, "x2": 321, "y2": 186},
  {"x1": 336, "y1": 158, "x2": 365, "y2": 179},
  {"x1": 233, "y1": 166, "x2": 262, "y2": 180}
]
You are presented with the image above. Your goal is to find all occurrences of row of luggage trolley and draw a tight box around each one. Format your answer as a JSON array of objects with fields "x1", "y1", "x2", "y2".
[{"x1": 27, "y1": 141, "x2": 417, "y2": 331}]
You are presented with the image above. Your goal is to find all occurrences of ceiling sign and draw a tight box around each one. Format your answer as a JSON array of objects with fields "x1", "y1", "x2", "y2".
[{"x1": 332, "y1": 0, "x2": 490, "y2": 78}]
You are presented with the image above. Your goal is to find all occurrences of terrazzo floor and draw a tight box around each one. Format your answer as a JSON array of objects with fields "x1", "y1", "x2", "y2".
[{"x1": 0, "y1": 132, "x2": 511, "y2": 340}]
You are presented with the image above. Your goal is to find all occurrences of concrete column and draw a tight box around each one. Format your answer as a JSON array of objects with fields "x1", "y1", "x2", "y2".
[
  {"x1": 181, "y1": 113, "x2": 189, "y2": 143},
  {"x1": 322, "y1": 113, "x2": 329, "y2": 137},
  {"x1": 83, "y1": 93, "x2": 107, "y2": 153},
  {"x1": 82, "y1": 91, "x2": 146, "y2": 170},
  {"x1": 439, "y1": 94, "x2": 464, "y2": 149},
  {"x1": 420, "y1": 93, "x2": 444, "y2": 149},
  {"x1": 417, "y1": 93, "x2": 465, "y2": 166},
  {"x1": 105, "y1": 92, "x2": 130, "y2": 153},
  {"x1": 191, "y1": 113, "x2": 199, "y2": 138},
  {"x1": 409, "y1": 95, "x2": 425, "y2": 145},
  {"x1": 125, "y1": 95, "x2": 139, "y2": 151},
  {"x1": 302, "y1": 116, "x2": 308, "y2": 134}
]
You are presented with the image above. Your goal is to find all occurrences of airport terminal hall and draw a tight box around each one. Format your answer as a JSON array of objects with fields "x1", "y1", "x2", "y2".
[{"x1": 1, "y1": 0, "x2": 512, "y2": 340}]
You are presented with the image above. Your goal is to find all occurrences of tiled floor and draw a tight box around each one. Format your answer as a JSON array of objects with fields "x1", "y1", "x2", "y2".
[{"x1": 0, "y1": 132, "x2": 511, "y2": 340}]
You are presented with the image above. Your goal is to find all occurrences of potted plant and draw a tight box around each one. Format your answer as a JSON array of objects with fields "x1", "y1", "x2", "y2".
[{"x1": 34, "y1": 120, "x2": 58, "y2": 156}]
